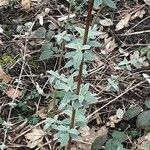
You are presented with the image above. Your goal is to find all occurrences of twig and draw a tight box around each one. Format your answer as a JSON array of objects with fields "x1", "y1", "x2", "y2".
[
  {"x1": 12, "y1": 120, "x2": 45, "y2": 142},
  {"x1": 118, "y1": 29, "x2": 150, "y2": 36},
  {"x1": 125, "y1": 15, "x2": 150, "y2": 34},
  {"x1": 87, "y1": 80, "x2": 145, "y2": 120}
]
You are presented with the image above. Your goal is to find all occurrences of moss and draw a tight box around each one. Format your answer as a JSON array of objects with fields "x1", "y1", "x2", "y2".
[{"x1": 0, "y1": 54, "x2": 14, "y2": 67}]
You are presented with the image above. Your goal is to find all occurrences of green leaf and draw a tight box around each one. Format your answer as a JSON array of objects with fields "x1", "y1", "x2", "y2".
[
  {"x1": 84, "y1": 92, "x2": 96, "y2": 104},
  {"x1": 118, "y1": 58, "x2": 130, "y2": 66},
  {"x1": 84, "y1": 51, "x2": 95, "y2": 61},
  {"x1": 59, "y1": 102, "x2": 67, "y2": 110},
  {"x1": 123, "y1": 106, "x2": 142, "y2": 121},
  {"x1": 112, "y1": 131, "x2": 127, "y2": 143},
  {"x1": 66, "y1": 42, "x2": 79, "y2": 50},
  {"x1": 56, "y1": 125, "x2": 68, "y2": 132},
  {"x1": 0, "y1": 143, "x2": 7, "y2": 150},
  {"x1": 28, "y1": 115, "x2": 40, "y2": 125},
  {"x1": 136, "y1": 110, "x2": 150, "y2": 129},
  {"x1": 65, "y1": 51, "x2": 76, "y2": 58},
  {"x1": 44, "y1": 117, "x2": 57, "y2": 130},
  {"x1": 79, "y1": 94, "x2": 84, "y2": 104},
  {"x1": 54, "y1": 81, "x2": 70, "y2": 91},
  {"x1": 40, "y1": 42, "x2": 54, "y2": 60},
  {"x1": 88, "y1": 40, "x2": 102, "y2": 47},
  {"x1": 91, "y1": 135, "x2": 107, "y2": 150},
  {"x1": 88, "y1": 26, "x2": 100, "y2": 39},
  {"x1": 63, "y1": 110, "x2": 72, "y2": 117},
  {"x1": 103, "y1": 0, "x2": 116, "y2": 9},
  {"x1": 140, "y1": 47, "x2": 150, "y2": 56},
  {"x1": 75, "y1": 27, "x2": 84, "y2": 36},
  {"x1": 128, "y1": 129, "x2": 140, "y2": 138},
  {"x1": 145, "y1": 98, "x2": 150, "y2": 109},
  {"x1": 75, "y1": 114, "x2": 87, "y2": 127},
  {"x1": 81, "y1": 83, "x2": 89, "y2": 95},
  {"x1": 64, "y1": 60, "x2": 73, "y2": 68},
  {"x1": 75, "y1": 26, "x2": 99, "y2": 40},
  {"x1": 58, "y1": 132, "x2": 70, "y2": 146},
  {"x1": 94, "y1": 0, "x2": 102, "y2": 9},
  {"x1": 81, "y1": 45, "x2": 91, "y2": 50},
  {"x1": 73, "y1": 51, "x2": 83, "y2": 69},
  {"x1": 55, "y1": 31, "x2": 70, "y2": 45},
  {"x1": 69, "y1": 128, "x2": 79, "y2": 135},
  {"x1": 105, "y1": 139, "x2": 124, "y2": 150}
]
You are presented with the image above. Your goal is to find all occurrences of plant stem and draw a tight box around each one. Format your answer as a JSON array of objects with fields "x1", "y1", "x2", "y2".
[
  {"x1": 51, "y1": 92, "x2": 57, "y2": 150},
  {"x1": 67, "y1": 0, "x2": 94, "y2": 149},
  {"x1": 58, "y1": 42, "x2": 65, "y2": 71}
]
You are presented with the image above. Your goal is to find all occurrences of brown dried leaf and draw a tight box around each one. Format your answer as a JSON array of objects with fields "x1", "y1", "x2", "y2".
[
  {"x1": 77, "y1": 126, "x2": 108, "y2": 149},
  {"x1": 0, "y1": 0, "x2": 9, "y2": 6},
  {"x1": 115, "y1": 14, "x2": 131, "y2": 31},
  {"x1": 0, "y1": 66, "x2": 12, "y2": 83},
  {"x1": 106, "y1": 115, "x2": 121, "y2": 128},
  {"x1": 21, "y1": 0, "x2": 31, "y2": 10},
  {"x1": 99, "y1": 31, "x2": 108, "y2": 39},
  {"x1": 0, "y1": 40, "x2": 3, "y2": 45},
  {"x1": 131, "y1": 9, "x2": 146, "y2": 20},
  {"x1": 105, "y1": 37, "x2": 117, "y2": 53},
  {"x1": 25, "y1": 128, "x2": 44, "y2": 148},
  {"x1": 6, "y1": 87, "x2": 22, "y2": 99},
  {"x1": 144, "y1": 0, "x2": 150, "y2": 6},
  {"x1": 99, "y1": 18, "x2": 113, "y2": 27},
  {"x1": 137, "y1": 132, "x2": 150, "y2": 150},
  {"x1": 38, "y1": 107, "x2": 47, "y2": 119}
]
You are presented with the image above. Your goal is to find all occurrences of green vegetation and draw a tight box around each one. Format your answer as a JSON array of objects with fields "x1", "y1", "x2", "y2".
[{"x1": 0, "y1": 0, "x2": 150, "y2": 149}]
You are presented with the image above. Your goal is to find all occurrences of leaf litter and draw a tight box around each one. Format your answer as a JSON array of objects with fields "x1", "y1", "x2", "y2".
[{"x1": 0, "y1": 0, "x2": 150, "y2": 150}]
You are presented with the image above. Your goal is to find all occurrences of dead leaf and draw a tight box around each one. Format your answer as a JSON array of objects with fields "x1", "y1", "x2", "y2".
[
  {"x1": 38, "y1": 107, "x2": 47, "y2": 119},
  {"x1": 131, "y1": 9, "x2": 146, "y2": 20},
  {"x1": 0, "y1": 40, "x2": 3, "y2": 45},
  {"x1": 115, "y1": 13, "x2": 131, "y2": 31},
  {"x1": 104, "y1": 37, "x2": 117, "y2": 53},
  {"x1": 21, "y1": 0, "x2": 31, "y2": 10},
  {"x1": 99, "y1": 31, "x2": 108, "y2": 39},
  {"x1": 36, "y1": 14, "x2": 44, "y2": 26},
  {"x1": 6, "y1": 87, "x2": 22, "y2": 99},
  {"x1": 58, "y1": 14, "x2": 76, "y2": 22},
  {"x1": 106, "y1": 115, "x2": 121, "y2": 128},
  {"x1": 78, "y1": 126, "x2": 108, "y2": 149},
  {"x1": 0, "y1": 0, "x2": 9, "y2": 6},
  {"x1": 0, "y1": 66, "x2": 12, "y2": 83},
  {"x1": 144, "y1": 0, "x2": 150, "y2": 6},
  {"x1": 25, "y1": 128, "x2": 45, "y2": 148},
  {"x1": 99, "y1": 18, "x2": 113, "y2": 27},
  {"x1": 137, "y1": 132, "x2": 150, "y2": 150}
]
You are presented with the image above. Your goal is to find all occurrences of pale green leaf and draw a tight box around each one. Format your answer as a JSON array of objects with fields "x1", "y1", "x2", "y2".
[{"x1": 73, "y1": 51, "x2": 83, "y2": 69}]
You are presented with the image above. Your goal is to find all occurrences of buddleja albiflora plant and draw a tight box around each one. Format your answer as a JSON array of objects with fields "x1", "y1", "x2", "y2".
[{"x1": 44, "y1": 0, "x2": 116, "y2": 149}]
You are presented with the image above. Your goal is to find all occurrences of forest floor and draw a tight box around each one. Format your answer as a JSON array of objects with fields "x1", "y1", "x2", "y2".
[{"x1": 0, "y1": 0, "x2": 150, "y2": 149}]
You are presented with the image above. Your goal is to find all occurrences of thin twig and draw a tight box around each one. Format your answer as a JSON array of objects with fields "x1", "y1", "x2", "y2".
[
  {"x1": 118, "y1": 29, "x2": 150, "y2": 36},
  {"x1": 87, "y1": 80, "x2": 145, "y2": 120}
]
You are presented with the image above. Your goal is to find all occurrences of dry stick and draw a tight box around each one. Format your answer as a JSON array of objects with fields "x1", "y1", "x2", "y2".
[
  {"x1": 3, "y1": 61, "x2": 25, "y2": 143},
  {"x1": 87, "y1": 80, "x2": 145, "y2": 120},
  {"x1": 58, "y1": 42, "x2": 65, "y2": 71},
  {"x1": 58, "y1": 4, "x2": 72, "y2": 71},
  {"x1": 118, "y1": 29, "x2": 150, "y2": 36},
  {"x1": 67, "y1": 0, "x2": 94, "y2": 150},
  {"x1": 12, "y1": 120, "x2": 45, "y2": 142},
  {"x1": 125, "y1": 15, "x2": 150, "y2": 34}
]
